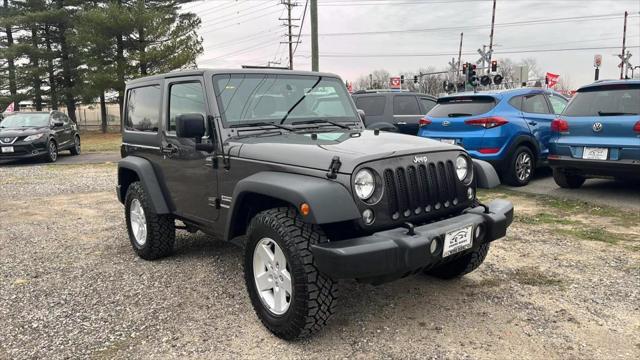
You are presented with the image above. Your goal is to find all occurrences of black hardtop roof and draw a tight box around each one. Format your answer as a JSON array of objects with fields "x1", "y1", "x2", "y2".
[{"x1": 126, "y1": 68, "x2": 344, "y2": 86}]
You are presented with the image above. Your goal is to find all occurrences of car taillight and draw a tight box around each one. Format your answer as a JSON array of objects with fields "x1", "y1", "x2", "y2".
[
  {"x1": 634, "y1": 120, "x2": 640, "y2": 134},
  {"x1": 551, "y1": 118, "x2": 569, "y2": 133},
  {"x1": 419, "y1": 117, "x2": 432, "y2": 127},
  {"x1": 464, "y1": 116, "x2": 508, "y2": 129}
]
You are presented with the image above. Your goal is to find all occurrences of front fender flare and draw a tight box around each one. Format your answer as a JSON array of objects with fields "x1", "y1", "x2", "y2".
[{"x1": 225, "y1": 172, "x2": 361, "y2": 240}]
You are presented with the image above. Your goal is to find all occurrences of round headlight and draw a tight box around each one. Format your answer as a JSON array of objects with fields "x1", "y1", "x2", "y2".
[
  {"x1": 455, "y1": 156, "x2": 469, "y2": 181},
  {"x1": 354, "y1": 169, "x2": 375, "y2": 200}
]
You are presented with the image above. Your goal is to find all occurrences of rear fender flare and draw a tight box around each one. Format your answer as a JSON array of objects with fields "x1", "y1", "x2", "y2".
[{"x1": 118, "y1": 156, "x2": 171, "y2": 214}]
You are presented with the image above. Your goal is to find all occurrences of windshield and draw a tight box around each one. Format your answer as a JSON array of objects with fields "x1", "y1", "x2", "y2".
[
  {"x1": 0, "y1": 113, "x2": 50, "y2": 128},
  {"x1": 212, "y1": 74, "x2": 358, "y2": 126},
  {"x1": 563, "y1": 84, "x2": 640, "y2": 117},
  {"x1": 428, "y1": 96, "x2": 496, "y2": 118}
]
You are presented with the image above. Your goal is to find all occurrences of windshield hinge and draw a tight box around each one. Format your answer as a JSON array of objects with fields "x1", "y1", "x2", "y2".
[{"x1": 326, "y1": 156, "x2": 342, "y2": 179}]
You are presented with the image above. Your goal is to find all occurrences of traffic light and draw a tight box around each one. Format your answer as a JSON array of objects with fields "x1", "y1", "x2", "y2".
[
  {"x1": 413, "y1": 75, "x2": 419, "y2": 84},
  {"x1": 491, "y1": 60, "x2": 498, "y2": 72},
  {"x1": 467, "y1": 63, "x2": 478, "y2": 86},
  {"x1": 400, "y1": 75, "x2": 405, "y2": 84},
  {"x1": 462, "y1": 63, "x2": 468, "y2": 75}
]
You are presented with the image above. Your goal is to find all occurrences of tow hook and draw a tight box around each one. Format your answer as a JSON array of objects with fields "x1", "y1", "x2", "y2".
[{"x1": 401, "y1": 222, "x2": 416, "y2": 236}]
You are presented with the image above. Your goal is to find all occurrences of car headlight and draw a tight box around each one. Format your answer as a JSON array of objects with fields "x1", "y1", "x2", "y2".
[
  {"x1": 455, "y1": 155, "x2": 469, "y2": 181},
  {"x1": 354, "y1": 169, "x2": 375, "y2": 200},
  {"x1": 24, "y1": 133, "x2": 45, "y2": 142}
]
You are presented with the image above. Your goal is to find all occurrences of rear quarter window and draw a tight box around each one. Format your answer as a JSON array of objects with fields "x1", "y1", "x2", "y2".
[
  {"x1": 428, "y1": 96, "x2": 496, "y2": 118},
  {"x1": 125, "y1": 85, "x2": 161, "y2": 132},
  {"x1": 354, "y1": 96, "x2": 385, "y2": 116},
  {"x1": 563, "y1": 84, "x2": 640, "y2": 117}
]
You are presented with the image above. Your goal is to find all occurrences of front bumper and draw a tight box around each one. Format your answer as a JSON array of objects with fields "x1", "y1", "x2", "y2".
[
  {"x1": 311, "y1": 199, "x2": 513, "y2": 283},
  {"x1": 0, "y1": 141, "x2": 48, "y2": 161}
]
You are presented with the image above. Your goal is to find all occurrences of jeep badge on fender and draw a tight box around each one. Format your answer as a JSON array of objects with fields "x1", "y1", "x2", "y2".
[{"x1": 116, "y1": 69, "x2": 514, "y2": 340}]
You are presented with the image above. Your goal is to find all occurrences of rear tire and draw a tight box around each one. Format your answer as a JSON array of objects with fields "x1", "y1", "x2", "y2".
[
  {"x1": 503, "y1": 146, "x2": 534, "y2": 186},
  {"x1": 125, "y1": 181, "x2": 175, "y2": 260},
  {"x1": 244, "y1": 207, "x2": 338, "y2": 340},
  {"x1": 553, "y1": 168, "x2": 585, "y2": 189},
  {"x1": 425, "y1": 244, "x2": 490, "y2": 279}
]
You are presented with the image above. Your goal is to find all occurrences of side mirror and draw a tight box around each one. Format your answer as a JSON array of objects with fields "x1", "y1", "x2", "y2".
[
  {"x1": 176, "y1": 113, "x2": 205, "y2": 140},
  {"x1": 357, "y1": 109, "x2": 366, "y2": 124}
]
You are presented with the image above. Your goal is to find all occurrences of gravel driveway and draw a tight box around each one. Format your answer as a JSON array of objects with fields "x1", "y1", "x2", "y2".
[{"x1": 1, "y1": 164, "x2": 638, "y2": 359}]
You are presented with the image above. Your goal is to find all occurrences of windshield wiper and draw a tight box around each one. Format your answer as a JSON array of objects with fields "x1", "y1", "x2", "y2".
[
  {"x1": 229, "y1": 121, "x2": 293, "y2": 131},
  {"x1": 280, "y1": 77, "x2": 323, "y2": 124},
  {"x1": 290, "y1": 119, "x2": 351, "y2": 130},
  {"x1": 597, "y1": 111, "x2": 638, "y2": 116},
  {"x1": 448, "y1": 113, "x2": 472, "y2": 118}
]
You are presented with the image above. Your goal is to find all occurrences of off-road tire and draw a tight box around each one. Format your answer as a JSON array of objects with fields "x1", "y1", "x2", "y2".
[
  {"x1": 45, "y1": 139, "x2": 58, "y2": 163},
  {"x1": 244, "y1": 207, "x2": 338, "y2": 340},
  {"x1": 503, "y1": 146, "x2": 534, "y2": 186},
  {"x1": 553, "y1": 168, "x2": 585, "y2": 189},
  {"x1": 70, "y1": 135, "x2": 81, "y2": 155},
  {"x1": 425, "y1": 243, "x2": 490, "y2": 279},
  {"x1": 125, "y1": 181, "x2": 175, "y2": 260}
]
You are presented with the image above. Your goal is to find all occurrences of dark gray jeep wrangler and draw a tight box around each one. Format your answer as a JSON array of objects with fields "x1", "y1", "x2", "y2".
[{"x1": 117, "y1": 69, "x2": 513, "y2": 340}]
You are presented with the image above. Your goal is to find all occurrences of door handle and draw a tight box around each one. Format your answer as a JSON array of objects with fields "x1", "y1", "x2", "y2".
[
  {"x1": 397, "y1": 121, "x2": 407, "y2": 125},
  {"x1": 161, "y1": 145, "x2": 178, "y2": 155},
  {"x1": 528, "y1": 121, "x2": 537, "y2": 126}
]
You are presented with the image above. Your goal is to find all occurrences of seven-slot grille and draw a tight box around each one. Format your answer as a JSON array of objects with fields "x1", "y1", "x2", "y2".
[{"x1": 383, "y1": 160, "x2": 463, "y2": 219}]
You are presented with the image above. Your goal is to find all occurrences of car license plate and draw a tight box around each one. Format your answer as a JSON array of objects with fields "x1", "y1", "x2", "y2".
[
  {"x1": 582, "y1": 147, "x2": 608, "y2": 160},
  {"x1": 440, "y1": 139, "x2": 456, "y2": 145},
  {"x1": 1, "y1": 146, "x2": 14, "y2": 153},
  {"x1": 442, "y1": 225, "x2": 473, "y2": 258}
]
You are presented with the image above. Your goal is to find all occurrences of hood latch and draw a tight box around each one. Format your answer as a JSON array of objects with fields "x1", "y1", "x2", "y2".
[{"x1": 326, "y1": 156, "x2": 342, "y2": 179}]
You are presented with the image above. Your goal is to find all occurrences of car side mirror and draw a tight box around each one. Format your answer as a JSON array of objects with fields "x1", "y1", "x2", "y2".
[
  {"x1": 176, "y1": 113, "x2": 206, "y2": 140},
  {"x1": 357, "y1": 109, "x2": 366, "y2": 124}
]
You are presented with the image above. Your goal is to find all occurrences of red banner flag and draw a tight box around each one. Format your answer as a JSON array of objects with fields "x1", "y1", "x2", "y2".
[
  {"x1": 3, "y1": 102, "x2": 14, "y2": 113},
  {"x1": 546, "y1": 73, "x2": 560, "y2": 88}
]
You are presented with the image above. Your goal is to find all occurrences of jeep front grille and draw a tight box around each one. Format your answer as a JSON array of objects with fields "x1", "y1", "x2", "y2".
[{"x1": 383, "y1": 160, "x2": 462, "y2": 219}]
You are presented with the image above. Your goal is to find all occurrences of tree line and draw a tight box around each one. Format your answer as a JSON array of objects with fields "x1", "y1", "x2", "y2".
[{"x1": 0, "y1": 0, "x2": 203, "y2": 131}]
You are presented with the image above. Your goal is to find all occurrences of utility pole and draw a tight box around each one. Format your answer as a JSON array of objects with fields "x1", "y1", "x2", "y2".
[
  {"x1": 457, "y1": 32, "x2": 463, "y2": 81},
  {"x1": 311, "y1": 0, "x2": 319, "y2": 71},
  {"x1": 620, "y1": 10, "x2": 628, "y2": 80},
  {"x1": 280, "y1": 0, "x2": 300, "y2": 70},
  {"x1": 487, "y1": 0, "x2": 497, "y2": 75}
]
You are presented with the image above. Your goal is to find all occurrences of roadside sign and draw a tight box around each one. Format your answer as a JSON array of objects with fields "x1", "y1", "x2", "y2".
[
  {"x1": 594, "y1": 54, "x2": 602, "y2": 68},
  {"x1": 390, "y1": 77, "x2": 401, "y2": 90}
]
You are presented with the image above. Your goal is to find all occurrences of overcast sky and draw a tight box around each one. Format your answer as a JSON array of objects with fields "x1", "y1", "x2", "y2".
[{"x1": 188, "y1": 0, "x2": 640, "y2": 88}]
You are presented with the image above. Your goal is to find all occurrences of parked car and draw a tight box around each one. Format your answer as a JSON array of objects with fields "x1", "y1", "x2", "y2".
[
  {"x1": 117, "y1": 69, "x2": 513, "y2": 340},
  {"x1": 417, "y1": 88, "x2": 569, "y2": 186},
  {"x1": 0, "y1": 111, "x2": 80, "y2": 163},
  {"x1": 549, "y1": 79, "x2": 640, "y2": 188},
  {"x1": 352, "y1": 90, "x2": 437, "y2": 134}
]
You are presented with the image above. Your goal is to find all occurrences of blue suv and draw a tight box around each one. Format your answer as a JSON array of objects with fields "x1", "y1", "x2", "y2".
[
  {"x1": 549, "y1": 80, "x2": 640, "y2": 188},
  {"x1": 418, "y1": 88, "x2": 568, "y2": 186}
]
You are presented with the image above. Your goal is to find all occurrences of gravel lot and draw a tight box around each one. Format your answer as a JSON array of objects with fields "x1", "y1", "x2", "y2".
[{"x1": 1, "y1": 164, "x2": 639, "y2": 359}]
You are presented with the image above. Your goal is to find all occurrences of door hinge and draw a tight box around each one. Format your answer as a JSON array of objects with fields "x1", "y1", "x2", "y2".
[
  {"x1": 326, "y1": 156, "x2": 342, "y2": 179},
  {"x1": 208, "y1": 197, "x2": 221, "y2": 209}
]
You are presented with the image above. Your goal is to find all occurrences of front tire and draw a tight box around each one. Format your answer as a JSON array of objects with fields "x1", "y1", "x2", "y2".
[
  {"x1": 45, "y1": 140, "x2": 58, "y2": 163},
  {"x1": 244, "y1": 207, "x2": 338, "y2": 340},
  {"x1": 425, "y1": 244, "x2": 490, "y2": 279},
  {"x1": 125, "y1": 181, "x2": 175, "y2": 260},
  {"x1": 553, "y1": 168, "x2": 585, "y2": 189},
  {"x1": 70, "y1": 135, "x2": 81, "y2": 155},
  {"x1": 503, "y1": 146, "x2": 534, "y2": 186}
]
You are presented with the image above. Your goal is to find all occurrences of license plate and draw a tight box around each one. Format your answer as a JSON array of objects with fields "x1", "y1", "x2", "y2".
[
  {"x1": 440, "y1": 139, "x2": 456, "y2": 145},
  {"x1": 583, "y1": 147, "x2": 608, "y2": 160},
  {"x1": 1, "y1": 146, "x2": 14, "y2": 153},
  {"x1": 442, "y1": 225, "x2": 473, "y2": 258}
]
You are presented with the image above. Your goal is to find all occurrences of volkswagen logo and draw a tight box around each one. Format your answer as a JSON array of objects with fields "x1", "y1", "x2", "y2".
[
  {"x1": 592, "y1": 122, "x2": 603, "y2": 132},
  {"x1": 442, "y1": 120, "x2": 451, "y2": 127}
]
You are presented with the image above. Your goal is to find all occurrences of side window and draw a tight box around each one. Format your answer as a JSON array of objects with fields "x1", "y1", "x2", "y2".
[
  {"x1": 168, "y1": 82, "x2": 207, "y2": 133},
  {"x1": 548, "y1": 94, "x2": 568, "y2": 115},
  {"x1": 355, "y1": 96, "x2": 385, "y2": 116},
  {"x1": 419, "y1": 97, "x2": 436, "y2": 113},
  {"x1": 509, "y1": 96, "x2": 524, "y2": 111},
  {"x1": 125, "y1": 85, "x2": 161, "y2": 132},
  {"x1": 393, "y1": 95, "x2": 420, "y2": 115},
  {"x1": 522, "y1": 94, "x2": 551, "y2": 114}
]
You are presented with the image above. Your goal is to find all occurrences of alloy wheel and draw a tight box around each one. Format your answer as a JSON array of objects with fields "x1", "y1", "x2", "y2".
[
  {"x1": 130, "y1": 199, "x2": 147, "y2": 246},
  {"x1": 515, "y1": 152, "x2": 532, "y2": 182},
  {"x1": 252, "y1": 237, "x2": 292, "y2": 315}
]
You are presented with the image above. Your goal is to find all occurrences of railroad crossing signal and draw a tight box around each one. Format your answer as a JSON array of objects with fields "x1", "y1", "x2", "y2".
[
  {"x1": 617, "y1": 50, "x2": 632, "y2": 69},
  {"x1": 476, "y1": 47, "x2": 492, "y2": 66}
]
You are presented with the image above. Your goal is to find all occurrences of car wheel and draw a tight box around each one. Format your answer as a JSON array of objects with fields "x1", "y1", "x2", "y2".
[
  {"x1": 70, "y1": 135, "x2": 81, "y2": 155},
  {"x1": 504, "y1": 146, "x2": 534, "y2": 186},
  {"x1": 125, "y1": 181, "x2": 175, "y2": 260},
  {"x1": 553, "y1": 168, "x2": 585, "y2": 189},
  {"x1": 46, "y1": 140, "x2": 58, "y2": 163},
  {"x1": 244, "y1": 207, "x2": 338, "y2": 340},
  {"x1": 424, "y1": 243, "x2": 490, "y2": 279}
]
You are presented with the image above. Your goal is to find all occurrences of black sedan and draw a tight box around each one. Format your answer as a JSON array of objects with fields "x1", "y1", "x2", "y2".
[{"x1": 0, "y1": 111, "x2": 80, "y2": 163}]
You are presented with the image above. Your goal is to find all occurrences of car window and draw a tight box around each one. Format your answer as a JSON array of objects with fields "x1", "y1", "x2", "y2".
[
  {"x1": 428, "y1": 96, "x2": 496, "y2": 118},
  {"x1": 312, "y1": 96, "x2": 350, "y2": 116},
  {"x1": 125, "y1": 85, "x2": 161, "y2": 132},
  {"x1": 354, "y1": 96, "x2": 385, "y2": 116},
  {"x1": 547, "y1": 94, "x2": 568, "y2": 115},
  {"x1": 563, "y1": 84, "x2": 640, "y2": 117},
  {"x1": 168, "y1": 82, "x2": 207, "y2": 133},
  {"x1": 393, "y1": 95, "x2": 420, "y2": 115},
  {"x1": 521, "y1": 94, "x2": 551, "y2": 114},
  {"x1": 509, "y1": 96, "x2": 523, "y2": 111},
  {"x1": 419, "y1": 97, "x2": 436, "y2": 114}
]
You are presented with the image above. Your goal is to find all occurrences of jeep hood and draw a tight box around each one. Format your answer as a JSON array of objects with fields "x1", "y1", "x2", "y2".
[{"x1": 230, "y1": 130, "x2": 461, "y2": 173}]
